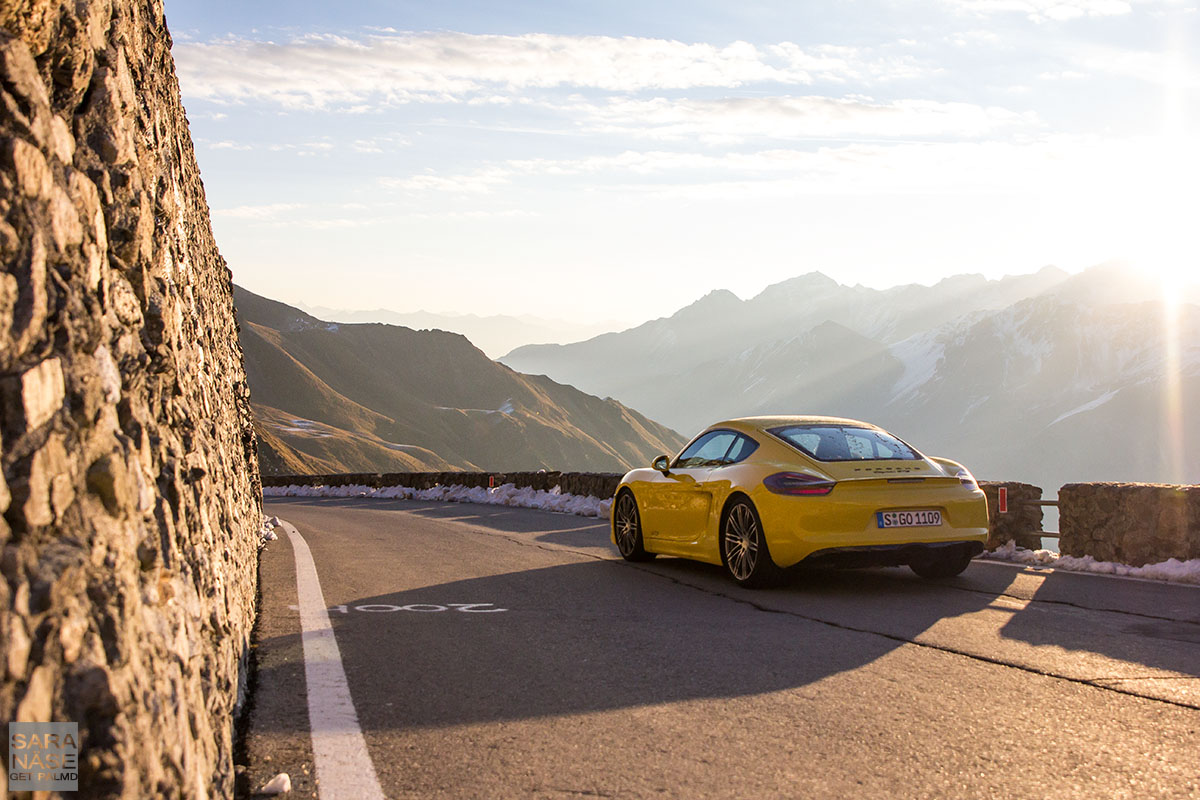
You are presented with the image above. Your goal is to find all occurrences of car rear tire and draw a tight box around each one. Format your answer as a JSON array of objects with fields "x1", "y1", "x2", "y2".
[
  {"x1": 720, "y1": 498, "x2": 783, "y2": 588},
  {"x1": 613, "y1": 490, "x2": 655, "y2": 562},
  {"x1": 910, "y1": 551, "x2": 974, "y2": 579}
]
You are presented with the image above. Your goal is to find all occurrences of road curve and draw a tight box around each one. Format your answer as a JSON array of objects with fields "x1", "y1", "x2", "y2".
[{"x1": 239, "y1": 497, "x2": 1200, "y2": 799}]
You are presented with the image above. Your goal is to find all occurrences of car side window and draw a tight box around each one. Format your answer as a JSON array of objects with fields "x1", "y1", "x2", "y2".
[
  {"x1": 718, "y1": 434, "x2": 759, "y2": 466},
  {"x1": 674, "y1": 431, "x2": 737, "y2": 468}
]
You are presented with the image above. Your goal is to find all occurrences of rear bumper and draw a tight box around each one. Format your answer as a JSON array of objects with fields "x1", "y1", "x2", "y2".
[
  {"x1": 798, "y1": 540, "x2": 984, "y2": 569},
  {"x1": 751, "y1": 482, "x2": 989, "y2": 568}
]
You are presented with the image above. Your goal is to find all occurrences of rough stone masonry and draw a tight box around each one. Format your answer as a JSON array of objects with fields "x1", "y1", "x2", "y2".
[{"x1": 1, "y1": 0, "x2": 261, "y2": 797}]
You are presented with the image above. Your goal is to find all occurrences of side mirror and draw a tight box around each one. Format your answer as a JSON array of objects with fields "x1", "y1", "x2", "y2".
[{"x1": 652, "y1": 455, "x2": 671, "y2": 475}]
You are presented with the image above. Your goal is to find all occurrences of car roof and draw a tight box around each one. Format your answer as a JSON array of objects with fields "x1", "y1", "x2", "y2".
[{"x1": 713, "y1": 415, "x2": 883, "y2": 434}]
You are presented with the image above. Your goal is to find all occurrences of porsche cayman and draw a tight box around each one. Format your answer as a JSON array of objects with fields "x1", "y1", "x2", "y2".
[{"x1": 611, "y1": 416, "x2": 989, "y2": 587}]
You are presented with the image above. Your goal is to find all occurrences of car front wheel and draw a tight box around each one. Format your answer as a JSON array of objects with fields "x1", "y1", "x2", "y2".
[
  {"x1": 720, "y1": 498, "x2": 783, "y2": 588},
  {"x1": 613, "y1": 490, "x2": 655, "y2": 562}
]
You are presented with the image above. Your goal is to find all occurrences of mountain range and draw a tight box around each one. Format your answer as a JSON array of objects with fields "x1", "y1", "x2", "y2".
[
  {"x1": 292, "y1": 303, "x2": 620, "y2": 359},
  {"x1": 502, "y1": 264, "x2": 1200, "y2": 492},
  {"x1": 234, "y1": 287, "x2": 685, "y2": 475}
]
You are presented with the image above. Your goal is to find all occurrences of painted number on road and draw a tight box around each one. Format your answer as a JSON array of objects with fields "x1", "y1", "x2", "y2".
[{"x1": 289, "y1": 603, "x2": 508, "y2": 614}]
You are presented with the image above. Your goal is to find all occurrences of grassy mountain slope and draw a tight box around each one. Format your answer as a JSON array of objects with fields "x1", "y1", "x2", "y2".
[{"x1": 234, "y1": 286, "x2": 685, "y2": 475}]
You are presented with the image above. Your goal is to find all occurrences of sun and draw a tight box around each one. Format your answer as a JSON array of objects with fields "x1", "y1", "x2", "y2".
[
  {"x1": 1117, "y1": 33, "x2": 1197, "y2": 298},
  {"x1": 1145, "y1": 39, "x2": 1195, "y2": 485},
  {"x1": 1120, "y1": 116, "x2": 1198, "y2": 297}
]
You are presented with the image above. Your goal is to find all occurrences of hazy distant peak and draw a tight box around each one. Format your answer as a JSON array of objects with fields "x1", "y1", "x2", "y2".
[
  {"x1": 674, "y1": 288, "x2": 744, "y2": 316},
  {"x1": 1046, "y1": 260, "x2": 1195, "y2": 307},
  {"x1": 1062, "y1": 259, "x2": 1137, "y2": 286},
  {"x1": 806, "y1": 318, "x2": 864, "y2": 337},
  {"x1": 700, "y1": 288, "x2": 743, "y2": 303},
  {"x1": 291, "y1": 301, "x2": 623, "y2": 358},
  {"x1": 1028, "y1": 265, "x2": 1070, "y2": 281},
  {"x1": 754, "y1": 271, "x2": 839, "y2": 301},
  {"x1": 931, "y1": 273, "x2": 988, "y2": 290}
]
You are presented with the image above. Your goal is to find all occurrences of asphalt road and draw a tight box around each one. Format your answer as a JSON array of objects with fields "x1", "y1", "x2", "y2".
[{"x1": 240, "y1": 497, "x2": 1200, "y2": 799}]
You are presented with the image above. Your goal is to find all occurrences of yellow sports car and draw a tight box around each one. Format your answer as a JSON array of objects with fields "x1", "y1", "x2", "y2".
[{"x1": 611, "y1": 416, "x2": 989, "y2": 587}]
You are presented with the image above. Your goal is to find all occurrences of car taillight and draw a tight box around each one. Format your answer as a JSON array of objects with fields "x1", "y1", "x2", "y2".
[
  {"x1": 954, "y1": 467, "x2": 978, "y2": 489},
  {"x1": 764, "y1": 472, "x2": 836, "y2": 496}
]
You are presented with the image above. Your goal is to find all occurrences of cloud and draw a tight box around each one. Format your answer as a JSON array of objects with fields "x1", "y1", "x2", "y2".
[
  {"x1": 204, "y1": 140, "x2": 254, "y2": 150},
  {"x1": 201, "y1": 137, "x2": 398, "y2": 156},
  {"x1": 645, "y1": 136, "x2": 1192, "y2": 200},
  {"x1": 768, "y1": 43, "x2": 929, "y2": 83},
  {"x1": 379, "y1": 167, "x2": 514, "y2": 194},
  {"x1": 1037, "y1": 70, "x2": 1090, "y2": 80},
  {"x1": 301, "y1": 217, "x2": 386, "y2": 230},
  {"x1": 941, "y1": 0, "x2": 1136, "y2": 21},
  {"x1": 1071, "y1": 45, "x2": 1200, "y2": 88},
  {"x1": 351, "y1": 134, "x2": 412, "y2": 154},
  {"x1": 409, "y1": 209, "x2": 541, "y2": 220},
  {"x1": 210, "y1": 202, "x2": 396, "y2": 229},
  {"x1": 376, "y1": 135, "x2": 1169, "y2": 200},
  {"x1": 173, "y1": 31, "x2": 928, "y2": 108},
  {"x1": 563, "y1": 95, "x2": 1037, "y2": 143},
  {"x1": 212, "y1": 202, "x2": 307, "y2": 220}
]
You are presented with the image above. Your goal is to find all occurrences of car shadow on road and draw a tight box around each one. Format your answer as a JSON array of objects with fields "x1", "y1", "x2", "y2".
[
  {"x1": 264, "y1": 498, "x2": 1199, "y2": 690},
  {"x1": 995, "y1": 570, "x2": 1200, "y2": 680},
  {"x1": 251, "y1": 555, "x2": 1008, "y2": 733}
]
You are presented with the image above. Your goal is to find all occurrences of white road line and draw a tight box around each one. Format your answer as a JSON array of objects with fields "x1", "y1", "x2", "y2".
[{"x1": 278, "y1": 519, "x2": 386, "y2": 800}]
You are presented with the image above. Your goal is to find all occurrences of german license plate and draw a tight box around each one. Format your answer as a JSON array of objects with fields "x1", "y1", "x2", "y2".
[{"x1": 876, "y1": 510, "x2": 942, "y2": 528}]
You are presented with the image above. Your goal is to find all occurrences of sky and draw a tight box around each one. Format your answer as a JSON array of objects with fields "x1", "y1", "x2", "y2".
[{"x1": 163, "y1": 0, "x2": 1200, "y2": 326}]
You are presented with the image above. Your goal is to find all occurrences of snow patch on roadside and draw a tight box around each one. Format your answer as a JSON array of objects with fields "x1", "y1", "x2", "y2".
[
  {"x1": 258, "y1": 514, "x2": 279, "y2": 547},
  {"x1": 264, "y1": 482, "x2": 613, "y2": 519},
  {"x1": 982, "y1": 540, "x2": 1200, "y2": 585}
]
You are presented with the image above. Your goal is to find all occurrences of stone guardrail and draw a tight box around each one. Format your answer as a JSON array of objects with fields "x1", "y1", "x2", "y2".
[
  {"x1": 979, "y1": 481, "x2": 1044, "y2": 551},
  {"x1": 268, "y1": 474, "x2": 1198, "y2": 567},
  {"x1": 262, "y1": 470, "x2": 624, "y2": 501},
  {"x1": 1059, "y1": 482, "x2": 1200, "y2": 566}
]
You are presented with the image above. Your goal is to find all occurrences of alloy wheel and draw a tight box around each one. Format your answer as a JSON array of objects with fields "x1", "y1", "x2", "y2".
[
  {"x1": 614, "y1": 493, "x2": 640, "y2": 556},
  {"x1": 724, "y1": 502, "x2": 760, "y2": 581}
]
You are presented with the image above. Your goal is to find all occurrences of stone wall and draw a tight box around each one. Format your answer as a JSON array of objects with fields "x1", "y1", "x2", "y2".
[
  {"x1": 1, "y1": 1, "x2": 261, "y2": 797},
  {"x1": 1059, "y1": 483, "x2": 1200, "y2": 566},
  {"x1": 978, "y1": 481, "x2": 1043, "y2": 550}
]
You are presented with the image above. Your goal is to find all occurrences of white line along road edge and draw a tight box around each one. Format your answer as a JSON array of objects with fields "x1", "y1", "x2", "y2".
[{"x1": 278, "y1": 518, "x2": 386, "y2": 800}]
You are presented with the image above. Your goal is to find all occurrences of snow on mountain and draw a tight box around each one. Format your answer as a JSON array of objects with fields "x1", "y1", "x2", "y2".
[
  {"x1": 888, "y1": 330, "x2": 946, "y2": 403},
  {"x1": 876, "y1": 288, "x2": 1200, "y2": 489},
  {"x1": 1049, "y1": 390, "x2": 1120, "y2": 427}
]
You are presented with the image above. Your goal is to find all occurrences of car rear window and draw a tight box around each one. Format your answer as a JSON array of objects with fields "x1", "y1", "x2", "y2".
[{"x1": 769, "y1": 425, "x2": 921, "y2": 462}]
